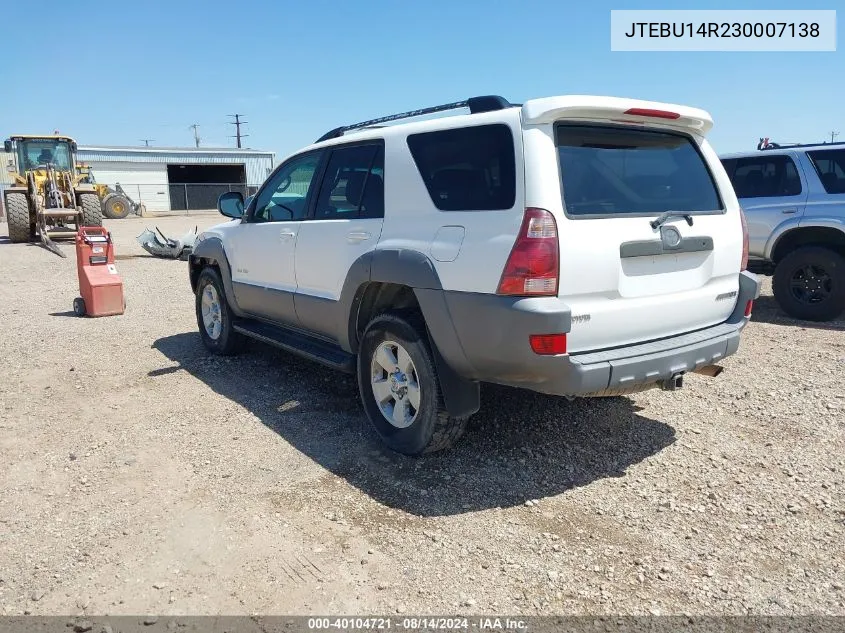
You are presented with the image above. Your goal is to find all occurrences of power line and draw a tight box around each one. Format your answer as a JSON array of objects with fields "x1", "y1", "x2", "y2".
[
  {"x1": 188, "y1": 124, "x2": 201, "y2": 148},
  {"x1": 228, "y1": 114, "x2": 249, "y2": 148},
  {"x1": 830, "y1": 131, "x2": 840, "y2": 143},
  {"x1": 139, "y1": 139, "x2": 154, "y2": 147}
]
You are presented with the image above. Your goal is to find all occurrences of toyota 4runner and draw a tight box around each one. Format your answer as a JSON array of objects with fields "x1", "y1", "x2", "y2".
[
  {"x1": 721, "y1": 140, "x2": 845, "y2": 321},
  {"x1": 189, "y1": 94, "x2": 760, "y2": 455}
]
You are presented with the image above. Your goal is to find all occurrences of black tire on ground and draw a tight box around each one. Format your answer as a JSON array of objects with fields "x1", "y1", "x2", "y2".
[
  {"x1": 357, "y1": 312, "x2": 468, "y2": 456},
  {"x1": 772, "y1": 246, "x2": 845, "y2": 322},
  {"x1": 195, "y1": 267, "x2": 244, "y2": 355},
  {"x1": 5, "y1": 193, "x2": 34, "y2": 243},
  {"x1": 73, "y1": 297, "x2": 86, "y2": 317},
  {"x1": 78, "y1": 193, "x2": 102, "y2": 227},
  {"x1": 102, "y1": 194, "x2": 132, "y2": 220}
]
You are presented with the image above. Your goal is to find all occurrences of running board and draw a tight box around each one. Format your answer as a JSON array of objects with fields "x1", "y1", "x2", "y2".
[{"x1": 233, "y1": 320, "x2": 355, "y2": 373}]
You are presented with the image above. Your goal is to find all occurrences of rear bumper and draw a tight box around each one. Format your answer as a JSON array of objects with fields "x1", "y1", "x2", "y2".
[{"x1": 441, "y1": 271, "x2": 761, "y2": 397}]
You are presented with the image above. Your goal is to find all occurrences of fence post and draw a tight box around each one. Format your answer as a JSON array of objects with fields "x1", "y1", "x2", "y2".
[{"x1": 184, "y1": 184, "x2": 189, "y2": 215}]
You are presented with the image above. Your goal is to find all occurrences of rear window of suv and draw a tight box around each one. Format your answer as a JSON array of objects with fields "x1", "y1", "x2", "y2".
[
  {"x1": 407, "y1": 124, "x2": 516, "y2": 211},
  {"x1": 556, "y1": 124, "x2": 723, "y2": 216},
  {"x1": 807, "y1": 149, "x2": 845, "y2": 194}
]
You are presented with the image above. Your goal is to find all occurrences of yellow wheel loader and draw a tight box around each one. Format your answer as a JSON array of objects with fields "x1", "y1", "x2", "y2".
[
  {"x1": 77, "y1": 163, "x2": 146, "y2": 219},
  {"x1": 3, "y1": 135, "x2": 102, "y2": 257}
]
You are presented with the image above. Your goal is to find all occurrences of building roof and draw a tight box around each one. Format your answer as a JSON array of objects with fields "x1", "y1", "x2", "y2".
[{"x1": 79, "y1": 144, "x2": 274, "y2": 155}]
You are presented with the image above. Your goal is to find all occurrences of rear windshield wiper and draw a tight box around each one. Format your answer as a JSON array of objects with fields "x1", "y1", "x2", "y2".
[{"x1": 650, "y1": 211, "x2": 694, "y2": 229}]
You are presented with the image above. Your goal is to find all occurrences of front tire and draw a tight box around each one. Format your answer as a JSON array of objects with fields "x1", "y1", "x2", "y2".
[
  {"x1": 5, "y1": 193, "x2": 34, "y2": 243},
  {"x1": 78, "y1": 193, "x2": 103, "y2": 227},
  {"x1": 358, "y1": 313, "x2": 467, "y2": 456},
  {"x1": 195, "y1": 267, "x2": 244, "y2": 355},
  {"x1": 773, "y1": 246, "x2": 845, "y2": 321},
  {"x1": 102, "y1": 194, "x2": 132, "y2": 220}
]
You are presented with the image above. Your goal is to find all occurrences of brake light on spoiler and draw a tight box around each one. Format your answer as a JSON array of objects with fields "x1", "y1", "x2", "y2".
[{"x1": 623, "y1": 108, "x2": 681, "y2": 120}]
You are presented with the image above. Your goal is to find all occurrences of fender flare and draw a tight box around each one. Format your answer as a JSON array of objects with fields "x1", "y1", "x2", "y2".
[
  {"x1": 765, "y1": 217, "x2": 845, "y2": 261},
  {"x1": 189, "y1": 237, "x2": 246, "y2": 318},
  {"x1": 338, "y1": 248, "x2": 480, "y2": 419}
]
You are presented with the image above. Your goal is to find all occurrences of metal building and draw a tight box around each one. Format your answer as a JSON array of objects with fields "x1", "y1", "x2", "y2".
[{"x1": 77, "y1": 145, "x2": 275, "y2": 212}]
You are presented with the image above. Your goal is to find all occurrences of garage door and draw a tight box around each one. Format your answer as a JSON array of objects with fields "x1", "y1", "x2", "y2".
[{"x1": 87, "y1": 162, "x2": 171, "y2": 212}]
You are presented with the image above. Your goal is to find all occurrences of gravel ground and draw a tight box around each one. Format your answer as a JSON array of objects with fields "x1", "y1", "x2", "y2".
[{"x1": 0, "y1": 213, "x2": 843, "y2": 617}]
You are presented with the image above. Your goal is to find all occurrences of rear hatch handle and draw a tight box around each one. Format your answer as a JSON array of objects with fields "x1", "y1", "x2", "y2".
[{"x1": 650, "y1": 211, "x2": 694, "y2": 230}]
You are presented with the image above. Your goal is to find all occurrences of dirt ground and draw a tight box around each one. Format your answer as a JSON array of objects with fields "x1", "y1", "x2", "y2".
[{"x1": 0, "y1": 213, "x2": 843, "y2": 617}]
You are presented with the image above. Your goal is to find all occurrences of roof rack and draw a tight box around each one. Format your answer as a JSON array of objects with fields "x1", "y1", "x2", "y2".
[
  {"x1": 758, "y1": 137, "x2": 845, "y2": 151},
  {"x1": 315, "y1": 95, "x2": 515, "y2": 143}
]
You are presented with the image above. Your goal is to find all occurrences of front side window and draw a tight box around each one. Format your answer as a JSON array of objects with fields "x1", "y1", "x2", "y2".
[
  {"x1": 313, "y1": 144, "x2": 384, "y2": 220},
  {"x1": 407, "y1": 124, "x2": 516, "y2": 211},
  {"x1": 556, "y1": 125, "x2": 723, "y2": 216},
  {"x1": 252, "y1": 151, "x2": 323, "y2": 222},
  {"x1": 726, "y1": 155, "x2": 802, "y2": 199},
  {"x1": 807, "y1": 149, "x2": 845, "y2": 194}
]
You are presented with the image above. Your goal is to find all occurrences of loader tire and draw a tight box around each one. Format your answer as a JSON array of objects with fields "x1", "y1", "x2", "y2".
[
  {"x1": 102, "y1": 194, "x2": 132, "y2": 220},
  {"x1": 79, "y1": 193, "x2": 103, "y2": 227},
  {"x1": 5, "y1": 193, "x2": 34, "y2": 243}
]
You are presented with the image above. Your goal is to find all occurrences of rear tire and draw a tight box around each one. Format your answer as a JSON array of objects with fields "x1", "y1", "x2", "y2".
[
  {"x1": 78, "y1": 193, "x2": 102, "y2": 227},
  {"x1": 5, "y1": 193, "x2": 33, "y2": 243},
  {"x1": 102, "y1": 194, "x2": 132, "y2": 220},
  {"x1": 773, "y1": 246, "x2": 845, "y2": 322},
  {"x1": 195, "y1": 267, "x2": 244, "y2": 355},
  {"x1": 358, "y1": 312, "x2": 468, "y2": 456}
]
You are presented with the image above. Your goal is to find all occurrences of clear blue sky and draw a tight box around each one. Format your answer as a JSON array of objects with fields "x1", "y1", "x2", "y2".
[{"x1": 1, "y1": 0, "x2": 840, "y2": 169}]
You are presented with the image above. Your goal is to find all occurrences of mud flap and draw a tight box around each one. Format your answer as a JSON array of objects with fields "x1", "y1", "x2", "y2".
[{"x1": 426, "y1": 329, "x2": 481, "y2": 419}]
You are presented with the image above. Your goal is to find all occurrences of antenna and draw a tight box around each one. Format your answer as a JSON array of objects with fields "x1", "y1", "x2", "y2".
[
  {"x1": 228, "y1": 114, "x2": 249, "y2": 148},
  {"x1": 189, "y1": 124, "x2": 201, "y2": 148}
]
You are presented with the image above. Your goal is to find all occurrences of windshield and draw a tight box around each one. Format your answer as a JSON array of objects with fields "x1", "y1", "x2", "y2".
[
  {"x1": 16, "y1": 140, "x2": 73, "y2": 171},
  {"x1": 556, "y1": 124, "x2": 723, "y2": 216}
]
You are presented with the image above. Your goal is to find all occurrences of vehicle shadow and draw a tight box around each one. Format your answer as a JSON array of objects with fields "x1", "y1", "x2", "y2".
[
  {"x1": 152, "y1": 333, "x2": 676, "y2": 517},
  {"x1": 750, "y1": 294, "x2": 845, "y2": 331}
]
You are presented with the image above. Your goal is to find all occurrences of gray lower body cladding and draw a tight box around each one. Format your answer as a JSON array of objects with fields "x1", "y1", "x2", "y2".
[{"x1": 434, "y1": 271, "x2": 761, "y2": 397}]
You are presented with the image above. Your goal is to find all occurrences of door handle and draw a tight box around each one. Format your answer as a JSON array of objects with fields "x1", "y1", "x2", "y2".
[
  {"x1": 781, "y1": 208, "x2": 798, "y2": 214},
  {"x1": 279, "y1": 229, "x2": 296, "y2": 241},
  {"x1": 347, "y1": 231, "x2": 371, "y2": 243}
]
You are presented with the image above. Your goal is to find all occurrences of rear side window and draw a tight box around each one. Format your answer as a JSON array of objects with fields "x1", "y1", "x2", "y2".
[
  {"x1": 407, "y1": 124, "x2": 516, "y2": 211},
  {"x1": 723, "y1": 155, "x2": 802, "y2": 198},
  {"x1": 807, "y1": 149, "x2": 845, "y2": 194},
  {"x1": 556, "y1": 125, "x2": 723, "y2": 216},
  {"x1": 313, "y1": 143, "x2": 384, "y2": 220}
]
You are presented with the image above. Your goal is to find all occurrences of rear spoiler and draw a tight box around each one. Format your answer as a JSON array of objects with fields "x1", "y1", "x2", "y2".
[{"x1": 521, "y1": 96, "x2": 713, "y2": 136}]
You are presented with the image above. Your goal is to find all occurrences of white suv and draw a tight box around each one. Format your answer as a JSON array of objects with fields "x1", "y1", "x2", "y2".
[{"x1": 189, "y1": 94, "x2": 760, "y2": 455}]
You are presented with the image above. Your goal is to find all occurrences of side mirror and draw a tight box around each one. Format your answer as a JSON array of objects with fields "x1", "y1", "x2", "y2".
[
  {"x1": 218, "y1": 191, "x2": 244, "y2": 219},
  {"x1": 71, "y1": 141, "x2": 78, "y2": 153},
  {"x1": 3, "y1": 140, "x2": 11, "y2": 153}
]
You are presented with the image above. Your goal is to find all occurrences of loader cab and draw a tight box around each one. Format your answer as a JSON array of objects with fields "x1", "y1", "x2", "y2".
[{"x1": 5, "y1": 135, "x2": 79, "y2": 176}]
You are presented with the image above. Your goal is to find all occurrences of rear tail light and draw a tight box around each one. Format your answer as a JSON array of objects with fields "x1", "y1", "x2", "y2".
[
  {"x1": 529, "y1": 333, "x2": 567, "y2": 355},
  {"x1": 623, "y1": 108, "x2": 681, "y2": 120},
  {"x1": 739, "y1": 207, "x2": 749, "y2": 271},
  {"x1": 744, "y1": 300, "x2": 753, "y2": 317},
  {"x1": 497, "y1": 208, "x2": 559, "y2": 296}
]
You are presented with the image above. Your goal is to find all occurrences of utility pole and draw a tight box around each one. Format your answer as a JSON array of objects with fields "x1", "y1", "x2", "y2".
[
  {"x1": 189, "y1": 124, "x2": 201, "y2": 148},
  {"x1": 830, "y1": 131, "x2": 840, "y2": 143},
  {"x1": 228, "y1": 114, "x2": 249, "y2": 148},
  {"x1": 139, "y1": 139, "x2": 154, "y2": 147}
]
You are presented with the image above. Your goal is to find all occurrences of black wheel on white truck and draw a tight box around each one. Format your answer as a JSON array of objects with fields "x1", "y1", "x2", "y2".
[
  {"x1": 772, "y1": 246, "x2": 845, "y2": 322},
  {"x1": 358, "y1": 313, "x2": 467, "y2": 456}
]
